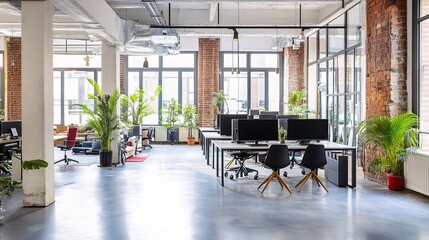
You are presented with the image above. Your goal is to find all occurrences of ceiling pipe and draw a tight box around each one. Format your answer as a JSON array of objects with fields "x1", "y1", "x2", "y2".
[
  {"x1": 149, "y1": 25, "x2": 344, "y2": 29},
  {"x1": 142, "y1": 0, "x2": 166, "y2": 26}
]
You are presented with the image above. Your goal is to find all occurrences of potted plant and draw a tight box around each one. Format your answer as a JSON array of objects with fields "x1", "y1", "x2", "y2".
[
  {"x1": 287, "y1": 89, "x2": 308, "y2": 118},
  {"x1": 213, "y1": 90, "x2": 229, "y2": 114},
  {"x1": 182, "y1": 104, "x2": 198, "y2": 145},
  {"x1": 75, "y1": 79, "x2": 120, "y2": 167},
  {"x1": 357, "y1": 112, "x2": 419, "y2": 191},
  {"x1": 121, "y1": 86, "x2": 161, "y2": 136},
  {"x1": 0, "y1": 159, "x2": 48, "y2": 220},
  {"x1": 278, "y1": 128, "x2": 286, "y2": 144},
  {"x1": 162, "y1": 98, "x2": 181, "y2": 143}
]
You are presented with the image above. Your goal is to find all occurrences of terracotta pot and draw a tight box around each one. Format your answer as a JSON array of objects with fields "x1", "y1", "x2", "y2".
[
  {"x1": 386, "y1": 175, "x2": 405, "y2": 191},
  {"x1": 187, "y1": 137, "x2": 195, "y2": 146}
]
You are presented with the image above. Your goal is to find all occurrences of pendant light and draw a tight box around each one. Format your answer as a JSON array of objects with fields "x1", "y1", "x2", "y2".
[
  {"x1": 143, "y1": 57, "x2": 149, "y2": 68},
  {"x1": 84, "y1": 40, "x2": 90, "y2": 66}
]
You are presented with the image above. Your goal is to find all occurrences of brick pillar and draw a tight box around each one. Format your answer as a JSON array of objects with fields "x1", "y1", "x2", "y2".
[
  {"x1": 120, "y1": 55, "x2": 126, "y2": 94},
  {"x1": 365, "y1": 0, "x2": 407, "y2": 182},
  {"x1": 283, "y1": 44, "x2": 305, "y2": 108},
  {"x1": 198, "y1": 38, "x2": 219, "y2": 127},
  {"x1": 5, "y1": 37, "x2": 22, "y2": 120}
]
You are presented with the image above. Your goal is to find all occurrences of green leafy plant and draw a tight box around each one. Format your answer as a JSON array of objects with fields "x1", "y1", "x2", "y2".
[
  {"x1": 287, "y1": 89, "x2": 308, "y2": 118},
  {"x1": 182, "y1": 104, "x2": 198, "y2": 138},
  {"x1": 357, "y1": 112, "x2": 419, "y2": 176},
  {"x1": 121, "y1": 86, "x2": 162, "y2": 126},
  {"x1": 74, "y1": 79, "x2": 120, "y2": 152},
  {"x1": 213, "y1": 90, "x2": 229, "y2": 113},
  {"x1": 161, "y1": 98, "x2": 181, "y2": 131},
  {"x1": 278, "y1": 128, "x2": 286, "y2": 143}
]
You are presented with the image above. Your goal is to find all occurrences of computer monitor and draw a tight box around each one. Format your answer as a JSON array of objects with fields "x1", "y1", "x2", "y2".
[
  {"x1": 248, "y1": 109, "x2": 260, "y2": 116},
  {"x1": 259, "y1": 115, "x2": 277, "y2": 119},
  {"x1": 0, "y1": 120, "x2": 22, "y2": 137},
  {"x1": 231, "y1": 119, "x2": 239, "y2": 142},
  {"x1": 286, "y1": 119, "x2": 329, "y2": 145},
  {"x1": 260, "y1": 111, "x2": 279, "y2": 116},
  {"x1": 278, "y1": 115, "x2": 300, "y2": 130},
  {"x1": 215, "y1": 113, "x2": 221, "y2": 129},
  {"x1": 237, "y1": 119, "x2": 278, "y2": 145},
  {"x1": 219, "y1": 114, "x2": 247, "y2": 136}
]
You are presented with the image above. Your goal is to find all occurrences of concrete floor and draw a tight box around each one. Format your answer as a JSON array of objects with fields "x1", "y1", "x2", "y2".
[{"x1": 1, "y1": 145, "x2": 429, "y2": 240}]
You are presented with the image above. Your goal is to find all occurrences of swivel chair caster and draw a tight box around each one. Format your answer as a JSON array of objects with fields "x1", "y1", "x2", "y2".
[{"x1": 283, "y1": 171, "x2": 288, "y2": 177}]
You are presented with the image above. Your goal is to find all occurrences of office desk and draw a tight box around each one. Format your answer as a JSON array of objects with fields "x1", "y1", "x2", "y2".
[
  {"x1": 201, "y1": 132, "x2": 230, "y2": 166},
  {"x1": 198, "y1": 127, "x2": 220, "y2": 152},
  {"x1": 212, "y1": 140, "x2": 356, "y2": 188}
]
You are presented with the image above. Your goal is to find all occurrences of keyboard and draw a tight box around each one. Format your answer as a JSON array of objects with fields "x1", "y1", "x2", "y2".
[{"x1": 247, "y1": 144, "x2": 269, "y2": 147}]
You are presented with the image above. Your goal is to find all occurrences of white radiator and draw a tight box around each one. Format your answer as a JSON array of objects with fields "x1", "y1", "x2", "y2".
[{"x1": 405, "y1": 154, "x2": 429, "y2": 196}]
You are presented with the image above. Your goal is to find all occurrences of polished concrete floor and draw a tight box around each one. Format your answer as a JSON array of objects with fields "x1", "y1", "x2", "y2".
[{"x1": 1, "y1": 145, "x2": 429, "y2": 240}]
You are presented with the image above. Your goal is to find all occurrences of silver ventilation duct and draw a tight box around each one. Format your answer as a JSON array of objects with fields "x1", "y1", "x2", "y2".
[{"x1": 142, "y1": 0, "x2": 166, "y2": 26}]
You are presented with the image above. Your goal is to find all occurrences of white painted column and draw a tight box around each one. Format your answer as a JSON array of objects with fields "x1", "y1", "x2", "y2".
[
  {"x1": 101, "y1": 41, "x2": 120, "y2": 164},
  {"x1": 21, "y1": 0, "x2": 54, "y2": 206}
]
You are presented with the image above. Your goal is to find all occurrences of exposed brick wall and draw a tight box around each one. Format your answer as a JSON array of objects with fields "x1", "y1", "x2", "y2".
[
  {"x1": 198, "y1": 38, "x2": 219, "y2": 127},
  {"x1": 5, "y1": 37, "x2": 22, "y2": 120},
  {"x1": 120, "y1": 55, "x2": 125, "y2": 94},
  {"x1": 365, "y1": 0, "x2": 407, "y2": 182},
  {"x1": 284, "y1": 44, "x2": 305, "y2": 107}
]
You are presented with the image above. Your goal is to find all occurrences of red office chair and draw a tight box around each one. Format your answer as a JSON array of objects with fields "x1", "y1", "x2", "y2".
[{"x1": 55, "y1": 127, "x2": 79, "y2": 165}]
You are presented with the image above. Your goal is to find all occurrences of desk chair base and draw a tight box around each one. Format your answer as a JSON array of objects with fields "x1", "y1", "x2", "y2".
[
  {"x1": 54, "y1": 150, "x2": 79, "y2": 165},
  {"x1": 258, "y1": 170, "x2": 292, "y2": 194},
  {"x1": 225, "y1": 165, "x2": 258, "y2": 180},
  {"x1": 295, "y1": 170, "x2": 328, "y2": 193}
]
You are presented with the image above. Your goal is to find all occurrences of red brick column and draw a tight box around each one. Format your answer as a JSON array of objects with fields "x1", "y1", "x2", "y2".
[
  {"x1": 198, "y1": 38, "x2": 220, "y2": 127},
  {"x1": 5, "y1": 37, "x2": 22, "y2": 120},
  {"x1": 283, "y1": 44, "x2": 305, "y2": 107},
  {"x1": 365, "y1": 0, "x2": 407, "y2": 182}
]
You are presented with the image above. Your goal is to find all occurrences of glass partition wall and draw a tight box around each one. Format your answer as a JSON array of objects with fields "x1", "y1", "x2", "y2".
[{"x1": 307, "y1": 2, "x2": 362, "y2": 146}]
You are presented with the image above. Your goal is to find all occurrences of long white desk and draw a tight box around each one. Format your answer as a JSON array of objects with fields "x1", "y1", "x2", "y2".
[
  {"x1": 198, "y1": 127, "x2": 220, "y2": 152},
  {"x1": 212, "y1": 140, "x2": 357, "y2": 188},
  {"x1": 201, "y1": 132, "x2": 230, "y2": 166}
]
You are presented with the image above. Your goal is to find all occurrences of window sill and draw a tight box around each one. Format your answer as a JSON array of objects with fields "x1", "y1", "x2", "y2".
[{"x1": 413, "y1": 150, "x2": 429, "y2": 158}]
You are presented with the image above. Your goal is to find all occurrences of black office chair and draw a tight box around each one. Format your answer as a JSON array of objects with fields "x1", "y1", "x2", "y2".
[
  {"x1": 224, "y1": 151, "x2": 259, "y2": 180},
  {"x1": 295, "y1": 144, "x2": 328, "y2": 193},
  {"x1": 258, "y1": 145, "x2": 292, "y2": 194},
  {"x1": 141, "y1": 127, "x2": 154, "y2": 150}
]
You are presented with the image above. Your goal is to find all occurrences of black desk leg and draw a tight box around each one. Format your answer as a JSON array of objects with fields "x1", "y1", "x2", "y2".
[
  {"x1": 221, "y1": 150, "x2": 224, "y2": 187},
  {"x1": 216, "y1": 146, "x2": 219, "y2": 177},
  {"x1": 203, "y1": 136, "x2": 206, "y2": 156},
  {"x1": 206, "y1": 139, "x2": 210, "y2": 163},
  {"x1": 212, "y1": 142, "x2": 215, "y2": 169},
  {"x1": 350, "y1": 149, "x2": 356, "y2": 188}
]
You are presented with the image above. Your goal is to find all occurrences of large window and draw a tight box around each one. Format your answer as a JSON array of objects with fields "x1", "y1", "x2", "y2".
[
  {"x1": 125, "y1": 53, "x2": 197, "y2": 125},
  {"x1": 415, "y1": 1, "x2": 429, "y2": 150},
  {"x1": 221, "y1": 52, "x2": 282, "y2": 113},
  {"x1": 307, "y1": 2, "x2": 362, "y2": 146}
]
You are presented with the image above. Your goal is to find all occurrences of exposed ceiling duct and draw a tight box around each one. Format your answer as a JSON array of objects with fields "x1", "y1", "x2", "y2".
[
  {"x1": 123, "y1": 20, "x2": 180, "y2": 55},
  {"x1": 142, "y1": 0, "x2": 166, "y2": 26}
]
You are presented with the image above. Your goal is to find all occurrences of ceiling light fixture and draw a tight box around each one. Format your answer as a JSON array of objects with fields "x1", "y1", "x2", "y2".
[
  {"x1": 143, "y1": 57, "x2": 149, "y2": 68},
  {"x1": 84, "y1": 40, "x2": 90, "y2": 66},
  {"x1": 232, "y1": 28, "x2": 238, "y2": 42}
]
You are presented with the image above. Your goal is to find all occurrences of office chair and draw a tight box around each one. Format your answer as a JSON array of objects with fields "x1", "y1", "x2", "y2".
[
  {"x1": 258, "y1": 145, "x2": 292, "y2": 194},
  {"x1": 141, "y1": 127, "x2": 154, "y2": 150},
  {"x1": 55, "y1": 127, "x2": 79, "y2": 165},
  {"x1": 295, "y1": 144, "x2": 328, "y2": 193},
  {"x1": 224, "y1": 151, "x2": 259, "y2": 180}
]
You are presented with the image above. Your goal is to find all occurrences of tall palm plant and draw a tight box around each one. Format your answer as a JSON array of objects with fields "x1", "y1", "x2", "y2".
[
  {"x1": 357, "y1": 112, "x2": 418, "y2": 176},
  {"x1": 121, "y1": 86, "x2": 161, "y2": 126},
  {"x1": 287, "y1": 89, "x2": 307, "y2": 118},
  {"x1": 213, "y1": 90, "x2": 229, "y2": 113}
]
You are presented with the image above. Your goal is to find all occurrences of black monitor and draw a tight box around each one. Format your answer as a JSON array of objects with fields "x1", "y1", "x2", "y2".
[
  {"x1": 1, "y1": 120, "x2": 22, "y2": 138},
  {"x1": 215, "y1": 114, "x2": 221, "y2": 129},
  {"x1": 237, "y1": 119, "x2": 278, "y2": 145},
  {"x1": 286, "y1": 119, "x2": 329, "y2": 145},
  {"x1": 219, "y1": 114, "x2": 247, "y2": 136},
  {"x1": 248, "y1": 109, "x2": 260, "y2": 116},
  {"x1": 278, "y1": 115, "x2": 300, "y2": 130},
  {"x1": 259, "y1": 115, "x2": 277, "y2": 119},
  {"x1": 260, "y1": 111, "x2": 279, "y2": 116}
]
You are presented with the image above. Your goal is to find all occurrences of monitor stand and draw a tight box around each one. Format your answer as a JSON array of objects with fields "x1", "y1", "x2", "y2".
[{"x1": 247, "y1": 141, "x2": 269, "y2": 147}]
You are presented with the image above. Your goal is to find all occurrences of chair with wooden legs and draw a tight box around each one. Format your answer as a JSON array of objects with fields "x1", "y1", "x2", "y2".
[
  {"x1": 258, "y1": 145, "x2": 291, "y2": 194},
  {"x1": 295, "y1": 144, "x2": 328, "y2": 193}
]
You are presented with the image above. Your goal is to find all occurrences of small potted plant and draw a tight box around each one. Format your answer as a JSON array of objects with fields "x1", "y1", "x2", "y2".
[
  {"x1": 357, "y1": 112, "x2": 418, "y2": 191},
  {"x1": 162, "y1": 98, "x2": 181, "y2": 143},
  {"x1": 278, "y1": 128, "x2": 286, "y2": 144},
  {"x1": 74, "y1": 79, "x2": 120, "y2": 167},
  {"x1": 182, "y1": 104, "x2": 198, "y2": 145}
]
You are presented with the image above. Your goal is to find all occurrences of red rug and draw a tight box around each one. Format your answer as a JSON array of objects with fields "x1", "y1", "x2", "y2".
[{"x1": 126, "y1": 154, "x2": 150, "y2": 162}]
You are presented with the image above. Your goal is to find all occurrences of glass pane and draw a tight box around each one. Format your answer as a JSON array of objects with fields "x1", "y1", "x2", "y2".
[
  {"x1": 328, "y1": 95, "x2": 338, "y2": 142},
  {"x1": 338, "y1": 95, "x2": 345, "y2": 144},
  {"x1": 421, "y1": 0, "x2": 429, "y2": 17},
  {"x1": 328, "y1": 59, "x2": 335, "y2": 94},
  {"x1": 250, "y1": 54, "x2": 278, "y2": 68},
  {"x1": 128, "y1": 72, "x2": 140, "y2": 94},
  {"x1": 319, "y1": 62, "x2": 327, "y2": 119},
  {"x1": 345, "y1": 93, "x2": 355, "y2": 146},
  {"x1": 163, "y1": 54, "x2": 195, "y2": 68},
  {"x1": 346, "y1": 50, "x2": 354, "y2": 93},
  {"x1": 64, "y1": 71, "x2": 95, "y2": 125},
  {"x1": 223, "y1": 72, "x2": 248, "y2": 114},
  {"x1": 128, "y1": 56, "x2": 159, "y2": 68},
  {"x1": 223, "y1": 53, "x2": 247, "y2": 68},
  {"x1": 355, "y1": 47, "x2": 362, "y2": 93},
  {"x1": 0, "y1": 53, "x2": 3, "y2": 68},
  {"x1": 53, "y1": 54, "x2": 101, "y2": 68},
  {"x1": 338, "y1": 54, "x2": 345, "y2": 94},
  {"x1": 308, "y1": 64, "x2": 318, "y2": 117},
  {"x1": 308, "y1": 33, "x2": 317, "y2": 63},
  {"x1": 162, "y1": 72, "x2": 179, "y2": 109},
  {"x1": 347, "y1": 4, "x2": 361, "y2": 47},
  {"x1": 143, "y1": 72, "x2": 160, "y2": 125},
  {"x1": 182, "y1": 72, "x2": 195, "y2": 106},
  {"x1": 319, "y1": 29, "x2": 327, "y2": 60},
  {"x1": 268, "y1": 72, "x2": 280, "y2": 111},
  {"x1": 420, "y1": 20, "x2": 429, "y2": 150},
  {"x1": 53, "y1": 71, "x2": 61, "y2": 125},
  {"x1": 250, "y1": 72, "x2": 265, "y2": 110},
  {"x1": 328, "y1": 15, "x2": 345, "y2": 55}
]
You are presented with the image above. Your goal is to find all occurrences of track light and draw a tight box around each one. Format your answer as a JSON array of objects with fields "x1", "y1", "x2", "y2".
[
  {"x1": 233, "y1": 28, "x2": 238, "y2": 42},
  {"x1": 143, "y1": 57, "x2": 149, "y2": 68}
]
